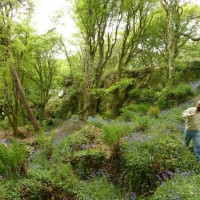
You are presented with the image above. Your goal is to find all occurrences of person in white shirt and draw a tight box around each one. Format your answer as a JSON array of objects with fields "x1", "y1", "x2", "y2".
[{"x1": 182, "y1": 101, "x2": 200, "y2": 161}]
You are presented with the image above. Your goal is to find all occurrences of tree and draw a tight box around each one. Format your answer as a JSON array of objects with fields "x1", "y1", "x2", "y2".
[
  {"x1": 72, "y1": 0, "x2": 157, "y2": 119},
  {"x1": 131, "y1": 0, "x2": 200, "y2": 86},
  {"x1": 0, "y1": 0, "x2": 40, "y2": 135},
  {"x1": 24, "y1": 30, "x2": 61, "y2": 121},
  {"x1": 110, "y1": 0, "x2": 156, "y2": 117},
  {"x1": 73, "y1": 0, "x2": 122, "y2": 120}
]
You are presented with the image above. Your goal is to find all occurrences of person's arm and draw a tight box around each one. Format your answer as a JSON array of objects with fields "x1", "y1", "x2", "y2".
[{"x1": 182, "y1": 108, "x2": 195, "y2": 118}]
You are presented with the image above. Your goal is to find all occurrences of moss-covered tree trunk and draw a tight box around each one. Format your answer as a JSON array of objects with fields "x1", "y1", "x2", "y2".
[
  {"x1": 3, "y1": 75, "x2": 19, "y2": 137},
  {"x1": 10, "y1": 65, "x2": 40, "y2": 132}
]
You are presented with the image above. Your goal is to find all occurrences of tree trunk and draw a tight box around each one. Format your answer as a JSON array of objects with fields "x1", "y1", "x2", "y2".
[
  {"x1": 111, "y1": 65, "x2": 122, "y2": 118},
  {"x1": 111, "y1": 87, "x2": 127, "y2": 118},
  {"x1": 10, "y1": 65, "x2": 40, "y2": 132},
  {"x1": 2, "y1": 73, "x2": 19, "y2": 136},
  {"x1": 163, "y1": 0, "x2": 174, "y2": 85},
  {"x1": 79, "y1": 86, "x2": 93, "y2": 121},
  {"x1": 167, "y1": 1, "x2": 174, "y2": 85},
  {"x1": 111, "y1": 91, "x2": 120, "y2": 118}
]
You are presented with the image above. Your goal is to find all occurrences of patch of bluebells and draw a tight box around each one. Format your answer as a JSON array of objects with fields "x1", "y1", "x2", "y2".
[
  {"x1": 178, "y1": 100, "x2": 193, "y2": 108},
  {"x1": 161, "y1": 109, "x2": 170, "y2": 115},
  {"x1": 165, "y1": 129, "x2": 172, "y2": 134},
  {"x1": 180, "y1": 170, "x2": 195, "y2": 177},
  {"x1": 53, "y1": 133, "x2": 67, "y2": 145},
  {"x1": 88, "y1": 116, "x2": 135, "y2": 127},
  {"x1": 177, "y1": 123, "x2": 185, "y2": 132},
  {"x1": 170, "y1": 169, "x2": 196, "y2": 181},
  {"x1": 80, "y1": 143, "x2": 97, "y2": 150},
  {"x1": 92, "y1": 169, "x2": 107, "y2": 177},
  {"x1": 191, "y1": 80, "x2": 200, "y2": 91},
  {"x1": 88, "y1": 116, "x2": 112, "y2": 125},
  {"x1": 156, "y1": 170, "x2": 173, "y2": 183},
  {"x1": 125, "y1": 192, "x2": 137, "y2": 200},
  {"x1": 124, "y1": 132, "x2": 152, "y2": 144}
]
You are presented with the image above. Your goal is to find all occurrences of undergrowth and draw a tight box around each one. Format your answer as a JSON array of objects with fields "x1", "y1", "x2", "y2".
[{"x1": 0, "y1": 97, "x2": 200, "y2": 199}]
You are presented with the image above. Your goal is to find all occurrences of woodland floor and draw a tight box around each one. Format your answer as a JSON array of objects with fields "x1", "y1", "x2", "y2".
[{"x1": 0, "y1": 119, "x2": 85, "y2": 149}]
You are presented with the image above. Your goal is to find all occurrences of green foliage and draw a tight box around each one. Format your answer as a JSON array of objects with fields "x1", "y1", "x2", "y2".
[
  {"x1": 55, "y1": 126, "x2": 92, "y2": 155},
  {"x1": 92, "y1": 78, "x2": 134, "y2": 97},
  {"x1": 155, "y1": 84, "x2": 194, "y2": 109},
  {"x1": 119, "y1": 134, "x2": 198, "y2": 195},
  {"x1": 0, "y1": 178, "x2": 51, "y2": 200},
  {"x1": 148, "y1": 173, "x2": 200, "y2": 200},
  {"x1": 71, "y1": 149, "x2": 107, "y2": 178},
  {"x1": 122, "y1": 103, "x2": 148, "y2": 114},
  {"x1": 0, "y1": 117, "x2": 11, "y2": 129},
  {"x1": 0, "y1": 140, "x2": 28, "y2": 178},
  {"x1": 128, "y1": 88, "x2": 155, "y2": 104},
  {"x1": 133, "y1": 115, "x2": 152, "y2": 132},
  {"x1": 52, "y1": 125, "x2": 108, "y2": 178},
  {"x1": 119, "y1": 104, "x2": 153, "y2": 131},
  {"x1": 148, "y1": 106, "x2": 161, "y2": 118},
  {"x1": 101, "y1": 121, "x2": 134, "y2": 147},
  {"x1": 36, "y1": 132, "x2": 57, "y2": 160},
  {"x1": 0, "y1": 162, "x2": 77, "y2": 200},
  {"x1": 105, "y1": 78, "x2": 134, "y2": 94},
  {"x1": 28, "y1": 160, "x2": 77, "y2": 193},
  {"x1": 119, "y1": 103, "x2": 148, "y2": 121},
  {"x1": 54, "y1": 88, "x2": 79, "y2": 119},
  {"x1": 44, "y1": 97, "x2": 62, "y2": 118},
  {"x1": 75, "y1": 177, "x2": 124, "y2": 200}
]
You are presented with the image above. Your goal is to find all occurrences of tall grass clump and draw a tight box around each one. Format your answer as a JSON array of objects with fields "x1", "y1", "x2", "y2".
[
  {"x1": 148, "y1": 106, "x2": 161, "y2": 118},
  {"x1": 101, "y1": 121, "x2": 134, "y2": 147}
]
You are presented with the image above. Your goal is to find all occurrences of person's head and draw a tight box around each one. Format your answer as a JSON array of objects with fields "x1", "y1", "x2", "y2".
[{"x1": 196, "y1": 101, "x2": 200, "y2": 112}]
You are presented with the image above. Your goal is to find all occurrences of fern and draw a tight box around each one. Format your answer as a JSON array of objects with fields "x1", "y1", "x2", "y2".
[{"x1": 0, "y1": 140, "x2": 28, "y2": 178}]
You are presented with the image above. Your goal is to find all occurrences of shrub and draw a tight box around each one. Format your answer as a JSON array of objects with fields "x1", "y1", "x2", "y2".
[
  {"x1": 196, "y1": 84, "x2": 200, "y2": 93},
  {"x1": 28, "y1": 161, "x2": 77, "y2": 193},
  {"x1": 44, "y1": 97, "x2": 62, "y2": 118},
  {"x1": 53, "y1": 125, "x2": 108, "y2": 178},
  {"x1": 70, "y1": 149, "x2": 107, "y2": 178},
  {"x1": 0, "y1": 178, "x2": 52, "y2": 200},
  {"x1": 0, "y1": 162, "x2": 77, "y2": 200},
  {"x1": 118, "y1": 134, "x2": 198, "y2": 195},
  {"x1": 148, "y1": 172, "x2": 200, "y2": 200},
  {"x1": 155, "y1": 84, "x2": 194, "y2": 109},
  {"x1": 128, "y1": 88, "x2": 155, "y2": 104}
]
